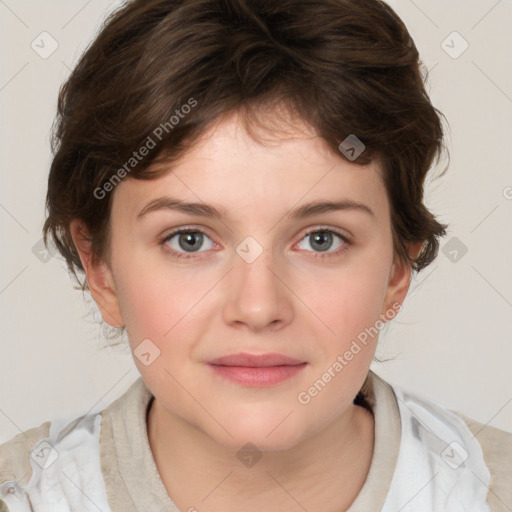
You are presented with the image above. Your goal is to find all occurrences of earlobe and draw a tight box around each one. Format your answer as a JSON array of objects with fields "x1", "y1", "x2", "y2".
[{"x1": 69, "y1": 219, "x2": 124, "y2": 328}]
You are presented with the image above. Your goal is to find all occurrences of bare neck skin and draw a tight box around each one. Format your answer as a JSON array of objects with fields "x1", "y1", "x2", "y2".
[{"x1": 147, "y1": 396, "x2": 374, "y2": 512}]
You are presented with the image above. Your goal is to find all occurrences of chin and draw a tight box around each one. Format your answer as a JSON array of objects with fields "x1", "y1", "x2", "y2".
[
  {"x1": 208, "y1": 413, "x2": 308, "y2": 453},
  {"x1": 215, "y1": 431, "x2": 304, "y2": 453}
]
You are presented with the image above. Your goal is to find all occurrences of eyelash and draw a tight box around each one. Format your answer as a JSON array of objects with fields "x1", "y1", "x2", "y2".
[{"x1": 159, "y1": 226, "x2": 351, "y2": 262}]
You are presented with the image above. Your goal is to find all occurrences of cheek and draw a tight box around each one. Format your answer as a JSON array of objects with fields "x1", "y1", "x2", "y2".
[
  {"x1": 112, "y1": 247, "x2": 218, "y2": 348},
  {"x1": 292, "y1": 258, "x2": 391, "y2": 418},
  {"x1": 110, "y1": 246, "x2": 174, "y2": 337},
  {"x1": 301, "y1": 254, "x2": 391, "y2": 347}
]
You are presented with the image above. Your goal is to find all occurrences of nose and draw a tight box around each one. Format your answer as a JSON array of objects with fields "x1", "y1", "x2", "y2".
[{"x1": 222, "y1": 245, "x2": 294, "y2": 332}]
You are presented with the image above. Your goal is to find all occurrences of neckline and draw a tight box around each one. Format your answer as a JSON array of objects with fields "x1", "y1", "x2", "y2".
[{"x1": 105, "y1": 370, "x2": 401, "y2": 511}]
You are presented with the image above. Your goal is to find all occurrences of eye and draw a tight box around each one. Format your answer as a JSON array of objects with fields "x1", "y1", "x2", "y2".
[
  {"x1": 296, "y1": 228, "x2": 351, "y2": 259},
  {"x1": 161, "y1": 228, "x2": 215, "y2": 260},
  {"x1": 159, "y1": 226, "x2": 351, "y2": 262}
]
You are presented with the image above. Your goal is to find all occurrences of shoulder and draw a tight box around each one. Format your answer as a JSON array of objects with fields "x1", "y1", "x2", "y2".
[
  {"x1": 370, "y1": 373, "x2": 512, "y2": 511},
  {"x1": 0, "y1": 421, "x2": 51, "y2": 487},
  {"x1": 0, "y1": 421, "x2": 51, "y2": 509},
  {"x1": 0, "y1": 379, "x2": 148, "y2": 511},
  {"x1": 0, "y1": 413, "x2": 108, "y2": 511},
  {"x1": 456, "y1": 411, "x2": 512, "y2": 511}
]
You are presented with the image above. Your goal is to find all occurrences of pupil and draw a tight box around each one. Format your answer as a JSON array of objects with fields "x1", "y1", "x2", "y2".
[
  {"x1": 179, "y1": 232, "x2": 202, "y2": 251},
  {"x1": 311, "y1": 231, "x2": 332, "y2": 252}
]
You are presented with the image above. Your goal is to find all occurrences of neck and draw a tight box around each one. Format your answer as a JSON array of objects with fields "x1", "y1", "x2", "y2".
[{"x1": 147, "y1": 398, "x2": 374, "y2": 512}]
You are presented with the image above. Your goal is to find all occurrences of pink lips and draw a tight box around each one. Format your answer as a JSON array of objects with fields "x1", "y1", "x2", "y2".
[{"x1": 206, "y1": 353, "x2": 307, "y2": 387}]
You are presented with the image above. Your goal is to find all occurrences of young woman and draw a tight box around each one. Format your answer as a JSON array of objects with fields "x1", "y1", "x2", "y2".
[{"x1": 1, "y1": 0, "x2": 510, "y2": 510}]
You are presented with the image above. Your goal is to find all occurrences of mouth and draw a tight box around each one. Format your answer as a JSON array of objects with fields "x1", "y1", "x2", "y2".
[{"x1": 205, "y1": 353, "x2": 307, "y2": 387}]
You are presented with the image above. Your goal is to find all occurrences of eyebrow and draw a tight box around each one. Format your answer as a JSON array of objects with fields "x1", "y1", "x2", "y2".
[{"x1": 137, "y1": 196, "x2": 375, "y2": 221}]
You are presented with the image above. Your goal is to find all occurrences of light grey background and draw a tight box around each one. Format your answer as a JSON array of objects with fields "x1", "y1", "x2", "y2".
[{"x1": 1, "y1": 0, "x2": 511, "y2": 444}]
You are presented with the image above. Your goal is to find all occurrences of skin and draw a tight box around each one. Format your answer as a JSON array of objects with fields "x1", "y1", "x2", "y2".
[{"x1": 71, "y1": 108, "x2": 420, "y2": 511}]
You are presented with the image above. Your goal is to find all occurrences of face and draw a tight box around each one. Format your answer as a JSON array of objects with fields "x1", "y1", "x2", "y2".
[{"x1": 77, "y1": 109, "x2": 412, "y2": 451}]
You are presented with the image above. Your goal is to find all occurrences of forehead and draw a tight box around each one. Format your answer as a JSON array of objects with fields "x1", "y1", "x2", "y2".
[{"x1": 111, "y1": 110, "x2": 390, "y2": 224}]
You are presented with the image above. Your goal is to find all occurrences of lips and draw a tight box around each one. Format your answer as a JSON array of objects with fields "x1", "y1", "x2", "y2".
[
  {"x1": 205, "y1": 353, "x2": 307, "y2": 387},
  {"x1": 207, "y1": 353, "x2": 305, "y2": 367}
]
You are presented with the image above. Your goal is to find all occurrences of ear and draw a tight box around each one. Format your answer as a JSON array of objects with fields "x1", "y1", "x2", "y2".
[
  {"x1": 70, "y1": 219, "x2": 124, "y2": 328},
  {"x1": 380, "y1": 242, "x2": 423, "y2": 317}
]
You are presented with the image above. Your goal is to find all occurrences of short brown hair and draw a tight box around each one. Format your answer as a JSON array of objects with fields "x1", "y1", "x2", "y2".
[{"x1": 43, "y1": 0, "x2": 449, "y2": 291}]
